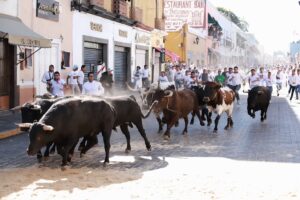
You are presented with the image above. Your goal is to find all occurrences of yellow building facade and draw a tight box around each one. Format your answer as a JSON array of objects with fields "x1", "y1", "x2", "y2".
[{"x1": 165, "y1": 24, "x2": 207, "y2": 67}]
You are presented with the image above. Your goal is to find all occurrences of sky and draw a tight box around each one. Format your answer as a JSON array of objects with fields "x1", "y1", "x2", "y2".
[{"x1": 209, "y1": 0, "x2": 300, "y2": 54}]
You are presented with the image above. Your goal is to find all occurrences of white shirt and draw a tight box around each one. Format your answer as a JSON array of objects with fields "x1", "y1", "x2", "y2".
[
  {"x1": 208, "y1": 73, "x2": 215, "y2": 82},
  {"x1": 275, "y1": 72, "x2": 283, "y2": 84},
  {"x1": 42, "y1": 71, "x2": 53, "y2": 83},
  {"x1": 68, "y1": 71, "x2": 79, "y2": 85},
  {"x1": 82, "y1": 80, "x2": 104, "y2": 95},
  {"x1": 264, "y1": 76, "x2": 274, "y2": 87},
  {"x1": 174, "y1": 71, "x2": 184, "y2": 81},
  {"x1": 186, "y1": 77, "x2": 198, "y2": 88},
  {"x1": 158, "y1": 76, "x2": 169, "y2": 83},
  {"x1": 297, "y1": 74, "x2": 300, "y2": 85},
  {"x1": 231, "y1": 73, "x2": 244, "y2": 86},
  {"x1": 289, "y1": 75, "x2": 298, "y2": 86},
  {"x1": 50, "y1": 79, "x2": 65, "y2": 97},
  {"x1": 133, "y1": 69, "x2": 142, "y2": 80},
  {"x1": 141, "y1": 68, "x2": 149, "y2": 78},
  {"x1": 249, "y1": 74, "x2": 260, "y2": 89},
  {"x1": 226, "y1": 72, "x2": 234, "y2": 85},
  {"x1": 78, "y1": 70, "x2": 85, "y2": 85}
]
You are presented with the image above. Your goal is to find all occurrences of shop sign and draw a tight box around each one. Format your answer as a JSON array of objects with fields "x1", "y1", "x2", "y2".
[
  {"x1": 119, "y1": 30, "x2": 128, "y2": 38},
  {"x1": 90, "y1": 22, "x2": 103, "y2": 32},
  {"x1": 135, "y1": 33, "x2": 150, "y2": 45},
  {"x1": 36, "y1": 0, "x2": 60, "y2": 22}
]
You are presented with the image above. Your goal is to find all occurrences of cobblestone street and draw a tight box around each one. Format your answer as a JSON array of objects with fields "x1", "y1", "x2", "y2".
[{"x1": 1, "y1": 94, "x2": 300, "y2": 199}]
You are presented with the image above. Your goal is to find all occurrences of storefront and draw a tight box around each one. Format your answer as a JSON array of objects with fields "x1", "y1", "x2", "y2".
[
  {"x1": 113, "y1": 24, "x2": 133, "y2": 88},
  {"x1": 150, "y1": 29, "x2": 167, "y2": 83},
  {"x1": 134, "y1": 28, "x2": 151, "y2": 69},
  {"x1": 0, "y1": 13, "x2": 51, "y2": 109},
  {"x1": 73, "y1": 12, "x2": 111, "y2": 77}
]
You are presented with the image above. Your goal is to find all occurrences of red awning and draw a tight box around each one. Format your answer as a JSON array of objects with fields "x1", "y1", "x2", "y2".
[{"x1": 154, "y1": 47, "x2": 180, "y2": 62}]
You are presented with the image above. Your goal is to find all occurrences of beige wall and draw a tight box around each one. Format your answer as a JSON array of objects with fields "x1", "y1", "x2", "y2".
[
  {"x1": 19, "y1": 0, "x2": 73, "y2": 54},
  {"x1": 186, "y1": 32, "x2": 207, "y2": 66}
]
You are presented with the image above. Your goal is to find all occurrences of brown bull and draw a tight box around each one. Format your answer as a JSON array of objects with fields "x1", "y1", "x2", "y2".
[{"x1": 152, "y1": 89, "x2": 204, "y2": 139}]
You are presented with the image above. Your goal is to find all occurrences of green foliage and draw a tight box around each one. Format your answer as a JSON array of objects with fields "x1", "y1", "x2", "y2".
[{"x1": 217, "y1": 7, "x2": 249, "y2": 32}]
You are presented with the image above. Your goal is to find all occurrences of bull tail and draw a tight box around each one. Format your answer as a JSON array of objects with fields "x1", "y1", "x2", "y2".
[{"x1": 141, "y1": 100, "x2": 158, "y2": 119}]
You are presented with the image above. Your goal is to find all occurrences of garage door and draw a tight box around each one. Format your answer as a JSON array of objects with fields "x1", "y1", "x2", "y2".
[
  {"x1": 135, "y1": 49, "x2": 146, "y2": 68},
  {"x1": 114, "y1": 47, "x2": 128, "y2": 88},
  {"x1": 84, "y1": 42, "x2": 103, "y2": 78}
]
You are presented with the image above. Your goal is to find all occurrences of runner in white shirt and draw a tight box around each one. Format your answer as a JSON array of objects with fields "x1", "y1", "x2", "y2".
[
  {"x1": 77, "y1": 65, "x2": 86, "y2": 92},
  {"x1": 231, "y1": 66, "x2": 244, "y2": 104},
  {"x1": 226, "y1": 67, "x2": 234, "y2": 87},
  {"x1": 288, "y1": 69, "x2": 299, "y2": 101},
  {"x1": 158, "y1": 71, "x2": 169, "y2": 83},
  {"x1": 174, "y1": 66, "x2": 184, "y2": 90},
  {"x1": 67, "y1": 65, "x2": 80, "y2": 95},
  {"x1": 41, "y1": 64, "x2": 54, "y2": 93},
  {"x1": 248, "y1": 69, "x2": 260, "y2": 89},
  {"x1": 50, "y1": 71, "x2": 66, "y2": 97},
  {"x1": 297, "y1": 69, "x2": 300, "y2": 99},
  {"x1": 186, "y1": 71, "x2": 198, "y2": 88},
  {"x1": 264, "y1": 71, "x2": 274, "y2": 100},
  {"x1": 275, "y1": 69, "x2": 283, "y2": 96},
  {"x1": 82, "y1": 72, "x2": 105, "y2": 96}
]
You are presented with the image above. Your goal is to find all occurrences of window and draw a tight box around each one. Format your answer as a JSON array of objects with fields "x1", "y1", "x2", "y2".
[
  {"x1": 25, "y1": 48, "x2": 32, "y2": 67},
  {"x1": 61, "y1": 51, "x2": 70, "y2": 68}
]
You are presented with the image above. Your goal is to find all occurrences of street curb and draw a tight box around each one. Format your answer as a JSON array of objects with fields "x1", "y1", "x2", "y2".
[{"x1": 0, "y1": 128, "x2": 22, "y2": 140}]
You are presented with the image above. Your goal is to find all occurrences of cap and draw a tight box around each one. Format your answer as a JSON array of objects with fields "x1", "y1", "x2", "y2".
[{"x1": 73, "y1": 65, "x2": 78, "y2": 70}]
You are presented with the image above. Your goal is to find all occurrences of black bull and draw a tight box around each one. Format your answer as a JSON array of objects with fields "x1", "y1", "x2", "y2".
[
  {"x1": 12, "y1": 97, "x2": 71, "y2": 162},
  {"x1": 246, "y1": 86, "x2": 271, "y2": 122},
  {"x1": 20, "y1": 98, "x2": 116, "y2": 168},
  {"x1": 18, "y1": 96, "x2": 157, "y2": 165}
]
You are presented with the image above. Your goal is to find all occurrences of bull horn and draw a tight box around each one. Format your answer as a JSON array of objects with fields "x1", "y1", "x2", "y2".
[
  {"x1": 164, "y1": 90, "x2": 173, "y2": 97},
  {"x1": 257, "y1": 91, "x2": 263, "y2": 94},
  {"x1": 10, "y1": 105, "x2": 22, "y2": 111},
  {"x1": 242, "y1": 90, "x2": 249, "y2": 93},
  {"x1": 126, "y1": 82, "x2": 139, "y2": 92},
  {"x1": 43, "y1": 125, "x2": 54, "y2": 132},
  {"x1": 16, "y1": 123, "x2": 32, "y2": 128}
]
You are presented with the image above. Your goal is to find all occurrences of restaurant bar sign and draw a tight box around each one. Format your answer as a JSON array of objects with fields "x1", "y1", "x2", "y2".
[
  {"x1": 36, "y1": 0, "x2": 60, "y2": 21},
  {"x1": 164, "y1": 0, "x2": 205, "y2": 31}
]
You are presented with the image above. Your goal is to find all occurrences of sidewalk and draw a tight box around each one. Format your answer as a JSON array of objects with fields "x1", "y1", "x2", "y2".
[{"x1": 0, "y1": 110, "x2": 22, "y2": 139}]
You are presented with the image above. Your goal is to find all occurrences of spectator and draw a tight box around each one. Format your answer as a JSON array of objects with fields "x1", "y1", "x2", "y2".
[
  {"x1": 133, "y1": 66, "x2": 142, "y2": 89},
  {"x1": 41, "y1": 64, "x2": 54, "y2": 93},
  {"x1": 141, "y1": 65, "x2": 150, "y2": 88},
  {"x1": 67, "y1": 65, "x2": 80, "y2": 95},
  {"x1": 50, "y1": 71, "x2": 66, "y2": 97},
  {"x1": 78, "y1": 64, "x2": 86, "y2": 92}
]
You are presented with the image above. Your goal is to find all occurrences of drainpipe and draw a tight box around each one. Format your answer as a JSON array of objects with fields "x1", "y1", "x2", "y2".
[{"x1": 131, "y1": 0, "x2": 135, "y2": 19}]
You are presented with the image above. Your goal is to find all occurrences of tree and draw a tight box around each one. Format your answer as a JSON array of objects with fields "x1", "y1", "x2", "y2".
[{"x1": 217, "y1": 7, "x2": 249, "y2": 32}]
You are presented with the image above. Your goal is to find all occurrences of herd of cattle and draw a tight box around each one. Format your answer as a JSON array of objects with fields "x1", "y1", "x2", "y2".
[{"x1": 12, "y1": 82, "x2": 271, "y2": 170}]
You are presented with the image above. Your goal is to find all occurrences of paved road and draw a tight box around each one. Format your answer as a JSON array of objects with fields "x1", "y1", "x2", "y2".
[
  {"x1": 1, "y1": 93, "x2": 300, "y2": 199},
  {"x1": 0, "y1": 94, "x2": 300, "y2": 168}
]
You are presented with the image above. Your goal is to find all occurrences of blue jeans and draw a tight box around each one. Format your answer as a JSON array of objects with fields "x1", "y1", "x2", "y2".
[{"x1": 267, "y1": 86, "x2": 273, "y2": 99}]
